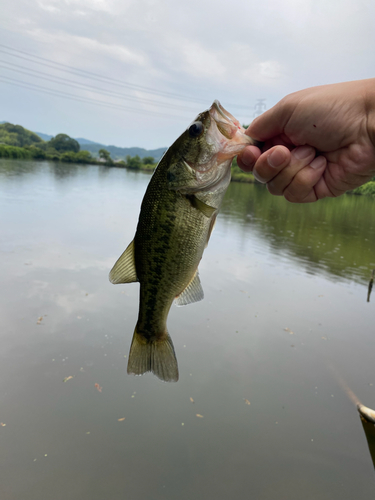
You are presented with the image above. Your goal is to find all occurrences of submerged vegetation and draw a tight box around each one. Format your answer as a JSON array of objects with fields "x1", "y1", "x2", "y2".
[{"x1": 1, "y1": 122, "x2": 374, "y2": 195}]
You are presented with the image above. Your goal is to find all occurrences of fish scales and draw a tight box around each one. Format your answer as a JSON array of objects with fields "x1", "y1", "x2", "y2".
[
  {"x1": 110, "y1": 101, "x2": 257, "y2": 382},
  {"x1": 135, "y1": 157, "x2": 210, "y2": 337}
]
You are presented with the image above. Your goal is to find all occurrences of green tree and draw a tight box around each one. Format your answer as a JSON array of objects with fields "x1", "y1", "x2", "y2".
[
  {"x1": 75, "y1": 150, "x2": 93, "y2": 164},
  {"x1": 48, "y1": 134, "x2": 80, "y2": 153},
  {"x1": 126, "y1": 155, "x2": 142, "y2": 169},
  {"x1": 0, "y1": 123, "x2": 44, "y2": 147},
  {"x1": 98, "y1": 148, "x2": 114, "y2": 165},
  {"x1": 142, "y1": 156, "x2": 155, "y2": 165},
  {"x1": 0, "y1": 144, "x2": 31, "y2": 159},
  {"x1": 26, "y1": 145, "x2": 46, "y2": 160},
  {"x1": 99, "y1": 149, "x2": 111, "y2": 161}
]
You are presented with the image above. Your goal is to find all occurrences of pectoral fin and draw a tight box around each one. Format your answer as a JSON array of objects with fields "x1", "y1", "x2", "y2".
[
  {"x1": 186, "y1": 194, "x2": 216, "y2": 218},
  {"x1": 109, "y1": 239, "x2": 138, "y2": 284},
  {"x1": 205, "y1": 213, "x2": 217, "y2": 248},
  {"x1": 175, "y1": 270, "x2": 204, "y2": 306}
]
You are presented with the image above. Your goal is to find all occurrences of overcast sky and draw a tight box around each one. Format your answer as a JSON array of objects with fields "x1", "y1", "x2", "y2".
[{"x1": 1, "y1": 0, "x2": 374, "y2": 149}]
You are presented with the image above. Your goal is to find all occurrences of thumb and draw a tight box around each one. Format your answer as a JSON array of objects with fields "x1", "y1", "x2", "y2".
[{"x1": 247, "y1": 98, "x2": 294, "y2": 141}]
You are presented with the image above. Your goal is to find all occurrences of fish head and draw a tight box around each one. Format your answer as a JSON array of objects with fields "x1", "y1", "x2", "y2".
[{"x1": 167, "y1": 100, "x2": 256, "y2": 195}]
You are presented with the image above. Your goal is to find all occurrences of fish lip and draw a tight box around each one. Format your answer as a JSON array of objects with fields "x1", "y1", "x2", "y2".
[
  {"x1": 210, "y1": 100, "x2": 256, "y2": 146},
  {"x1": 211, "y1": 100, "x2": 239, "y2": 126},
  {"x1": 209, "y1": 100, "x2": 243, "y2": 140}
]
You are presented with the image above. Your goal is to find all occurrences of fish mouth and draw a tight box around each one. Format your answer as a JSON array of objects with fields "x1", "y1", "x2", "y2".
[
  {"x1": 209, "y1": 100, "x2": 244, "y2": 140},
  {"x1": 208, "y1": 100, "x2": 255, "y2": 153},
  {"x1": 211, "y1": 100, "x2": 241, "y2": 126}
]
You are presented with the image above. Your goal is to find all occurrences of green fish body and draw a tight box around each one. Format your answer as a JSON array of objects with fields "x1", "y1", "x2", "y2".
[{"x1": 110, "y1": 101, "x2": 256, "y2": 382}]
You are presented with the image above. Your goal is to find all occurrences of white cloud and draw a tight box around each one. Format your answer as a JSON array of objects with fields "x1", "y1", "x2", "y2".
[
  {"x1": 25, "y1": 29, "x2": 147, "y2": 66},
  {"x1": 37, "y1": 1, "x2": 61, "y2": 14},
  {"x1": 37, "y1": 0, "x2": 121, "y2": 14},
  {"x1": 258, "y1": 61, "x2": 283, "y2": 79},
  {"x1": 0, "y1": 0, "x2": 374, "y2": 148},
  {"x1": 179, "y1": 41, "x2": 226, "y2": 79}
]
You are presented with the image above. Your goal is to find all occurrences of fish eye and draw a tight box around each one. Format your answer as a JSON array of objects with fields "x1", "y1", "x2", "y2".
[{"x1": 188, "y1": 121, "x2": 204, "y2": 138}]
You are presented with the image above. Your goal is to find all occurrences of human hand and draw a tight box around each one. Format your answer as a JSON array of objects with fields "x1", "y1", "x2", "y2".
[{"x1": 238, "y1": 79, "x2": 375, "y2": 203}]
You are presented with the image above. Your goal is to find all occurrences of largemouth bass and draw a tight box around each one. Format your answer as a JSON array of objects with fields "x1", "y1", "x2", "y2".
[{"x1": 110, "y1": 101, "x2": 257, "y2": 382}]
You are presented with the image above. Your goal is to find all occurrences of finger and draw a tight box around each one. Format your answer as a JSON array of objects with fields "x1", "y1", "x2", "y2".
[
  {"x1": 237, "y1": 145, "x2": 261, "y2": 172},
  {"x1": 251, "y1": 146, "x2": 291, "y2": 183},
  {"x1": 246, "y1": 97, "x2": 295, "y2": 141},
  {"x1": 314, "y1": 170, "x2": 338, "y2": 199},
  {"x1": 267, "y1": 146, "x2": 316, "y2": 195},
  {"x1": 282, "y1": 156, "x2": 328, "y2": 203}
]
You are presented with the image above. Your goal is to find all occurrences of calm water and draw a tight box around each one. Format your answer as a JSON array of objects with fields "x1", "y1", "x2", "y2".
[{"x1": 1, "y1": 159, "x2": 375, "y2": 499}]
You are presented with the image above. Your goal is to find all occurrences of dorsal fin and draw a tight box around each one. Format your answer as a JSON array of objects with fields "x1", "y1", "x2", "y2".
[{"x1": 109, "y1": 239, "x2": 138, "y2": 284}]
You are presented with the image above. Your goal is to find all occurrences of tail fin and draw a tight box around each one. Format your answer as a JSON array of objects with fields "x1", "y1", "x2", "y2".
[{"x1": 127, "y1": 327, "x2": 179, "y2": 382}]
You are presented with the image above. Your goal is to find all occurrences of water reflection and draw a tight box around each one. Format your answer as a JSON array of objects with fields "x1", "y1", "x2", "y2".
[
  {"x1": 1, "y1": 160, "x2": 375, "y2": 499},
  {"x1": 3, "y1": 159, "x2": 373, "y2": 289},
  {"x1": 49, "y1": 162, "x2": 80, "y2": 179},
  {"x1": 222, "y1": 182, "x2": 375, "y2": 285}
]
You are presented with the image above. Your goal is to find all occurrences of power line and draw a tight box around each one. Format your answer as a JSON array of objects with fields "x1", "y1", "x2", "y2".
[
  {"x1": 0, "y1": 43, "x2": 252, "y2": 111},
  {"x1": 0, "y1": 44, "x2": 209, "y2": 105},
  {"x1": 0, "y1": 60, "x2": 199, "y2": 112},
  {"x1": 0, "y1": 75, "x2": 190, "y2": 120}
]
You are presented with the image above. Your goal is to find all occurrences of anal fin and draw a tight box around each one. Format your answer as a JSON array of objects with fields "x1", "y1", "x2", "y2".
[{"x1": 175, "y1": 270, "x2": 204, "y2": 306}]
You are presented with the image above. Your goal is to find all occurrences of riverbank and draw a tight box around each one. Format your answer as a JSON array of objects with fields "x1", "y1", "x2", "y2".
[
  {"x1": 1, "y1": 144, "x2": 375, "y2": 195},
  {"x1": 0, "y1": 143, "x2": 156, "y2": 171}
]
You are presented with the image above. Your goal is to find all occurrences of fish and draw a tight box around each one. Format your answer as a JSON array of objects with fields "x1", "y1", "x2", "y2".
[{"x1": 109, "y1": 101, "x2": 257, "y2": 382}]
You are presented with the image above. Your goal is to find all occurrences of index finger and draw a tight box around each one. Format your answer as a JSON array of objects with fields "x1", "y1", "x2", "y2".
[{"x1": 246, "y1": 97, "x2": 295, "y2": 141}]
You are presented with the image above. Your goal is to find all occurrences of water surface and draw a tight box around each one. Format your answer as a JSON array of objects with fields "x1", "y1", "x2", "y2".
[{"x1": 1, "y1": 160, "x2": 375, "y2": 499}]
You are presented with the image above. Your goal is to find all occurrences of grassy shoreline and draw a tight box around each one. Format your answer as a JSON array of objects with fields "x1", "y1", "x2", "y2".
[{"x1": 1, "y1": 145, "x2": 375, "y2": 195}]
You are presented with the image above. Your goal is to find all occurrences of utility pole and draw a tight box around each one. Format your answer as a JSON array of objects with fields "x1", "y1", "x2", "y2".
[{"x1": 254, "y1": 99, "x2": 267, "y2": 118}]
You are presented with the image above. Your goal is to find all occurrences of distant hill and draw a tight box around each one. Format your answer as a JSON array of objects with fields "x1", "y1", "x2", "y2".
[
  {"x1": 33, "y1": 131, "x2": 166, "y2": 161},
  {"x1": 34, "y1": 131, "x2": 53, "y2": 141},
  {"x1": 80, "y1": 142, "x2": 166, "y2": 161},
  {"x1": 0, "y1": 122, "x2": 44, "y2": 147},
  {"x1": 74, "y1": 137, "x2": 100, "y2": 145},
  {"x1": 33, "y1": 131, "x2": 97, "y2": 146},
  {"x1": 1, "y1": 122, "x2": 167, "y2": 161}
]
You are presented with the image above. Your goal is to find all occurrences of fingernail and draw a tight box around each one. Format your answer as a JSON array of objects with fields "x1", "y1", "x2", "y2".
[
  {"x1": 253, "y1": 169, "x2": 266, "y2": 183},
  {"x1": 293, "y1": 146, "x2": 315, "y2": 160},
  {"x1": 268, "y1": 148, "x2": 287, "y2": 168},
  {"x1": 310, "y1": 156, "x2": 326, "y2": 169}
]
